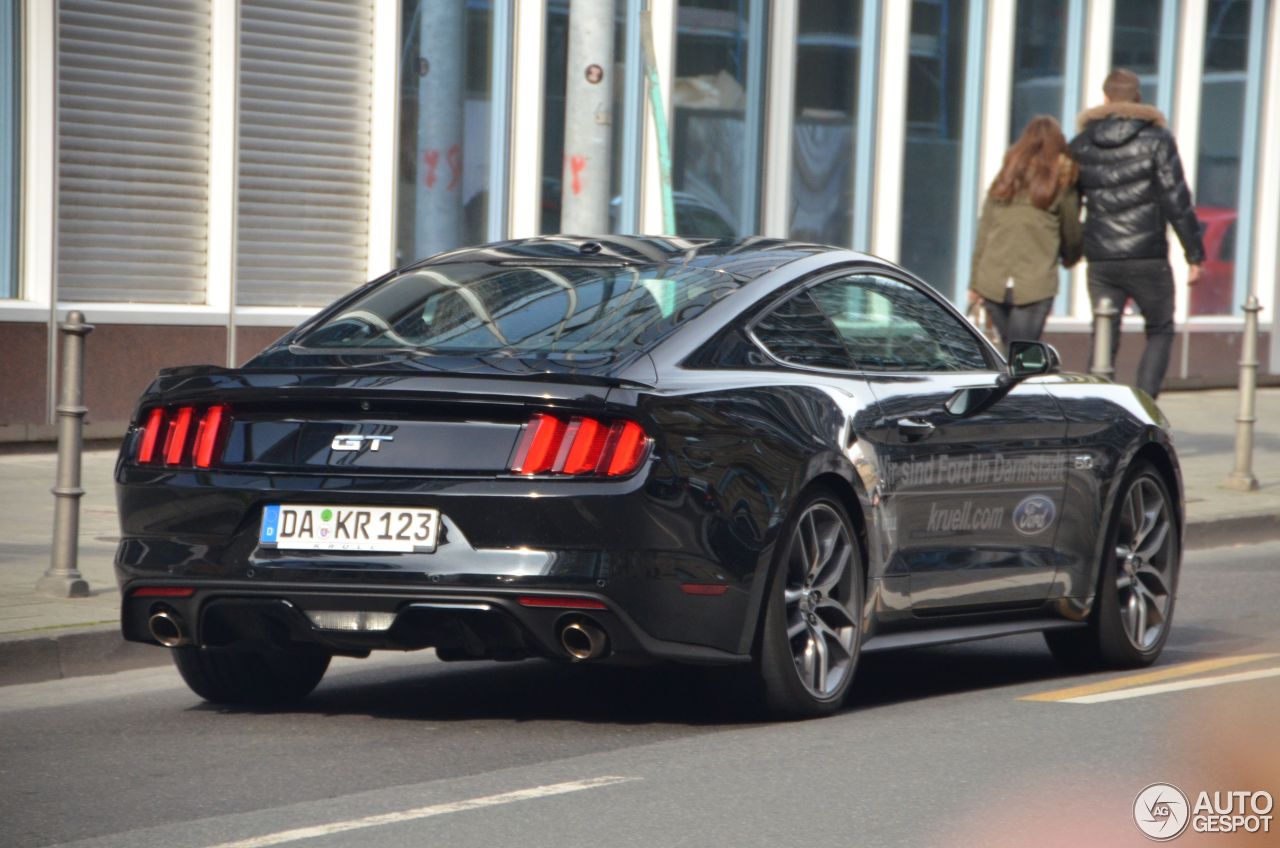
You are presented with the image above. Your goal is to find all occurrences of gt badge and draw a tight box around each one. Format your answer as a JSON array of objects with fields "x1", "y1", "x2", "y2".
[
  {"x1": 331, "y1": 434, "x2": 394, "y2": 452},
  {"x1": 1013, "y1": 494, "x2": 1056, "y2": 536}
]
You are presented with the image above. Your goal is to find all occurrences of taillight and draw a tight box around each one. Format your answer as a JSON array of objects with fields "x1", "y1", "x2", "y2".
[
  {"x1": 192, "y1": 404, "x2": 228, "y2": 468},
  {"x1": 136, "y1": 408, "x2": 165, "y2": 464},
  {"x1": 163, "y1": 407, "x2": 194, "y2": 465},
  {"x1": 136, "y1": 404, "x2": 230, "y2": 468},
  {"x1": 510, "y1": 414, "x2": 650, "y2": 477}
]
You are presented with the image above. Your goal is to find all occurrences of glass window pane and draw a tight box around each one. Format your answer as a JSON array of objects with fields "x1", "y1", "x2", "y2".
[
  {"x1": 1110, "y1": 0, "x2": 1163, "y2": 109},
  {"x1": 1191, "y1": 0, "x2": 1253, "y2": 316},
  {"x1": 789, "y1": 1, "x2": 861, "y2": 246},
  {"x1": 753, "y1": 291, "x2": 854, "y2": 370},
  {"x1": 673, "y1": 0, "x2": 765, "y2": 237},
  {"x1": 300, "y1": 263, "x2": 738, "y2": 356},
  {"x1": 900, "y1": 0, "x2": 971, "y2": 300},
  {"x1": 809, "y1": 275, "x2": 989, "y2": 371},
  {"x1": 1010, "y1": 0, "x2": 1066, "y2": 143},
  {"x1": 397, "y1": 2, "x2": 495, "y2": 264}
]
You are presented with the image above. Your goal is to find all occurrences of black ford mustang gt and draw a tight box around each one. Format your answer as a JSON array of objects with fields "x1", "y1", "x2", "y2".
[{"x1": 115, "y1": 236, "x2": 1183, "y2": 717}]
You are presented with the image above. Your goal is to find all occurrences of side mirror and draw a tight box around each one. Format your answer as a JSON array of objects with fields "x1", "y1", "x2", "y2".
[{"x1": 1007, "y1": 340, "x2": 1061, "y2": 380}]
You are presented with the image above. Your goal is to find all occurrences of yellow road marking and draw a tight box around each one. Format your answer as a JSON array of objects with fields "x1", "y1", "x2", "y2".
[
  {"x1": 1019, "y1": 653, "x2": 1279, "y2": 702},
  {"x1": 1062, "y1": 667, "x2": 1280, "y2": 704}
]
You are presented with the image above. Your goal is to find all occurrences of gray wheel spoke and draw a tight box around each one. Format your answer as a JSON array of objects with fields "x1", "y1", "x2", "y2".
[
  {"x1": 793, "y1": 519, "x2": 813, "y2": 577},
  {"x1": 786, "y1": 613, "x2": 807, "y2": 640},
  {"x1": 783, "y1": 587, "x2": 805, "y2": 605},
  {"x1": 1131, "y1": 483, "x2": 1149, "y2": 543},
  {"x1": 1116, "y1": 573, "x2": 1133, "y2": 590},
  {"x1": 815, "y1": 596, "x2": 857, "y2": 630},
  {"x1": 1124, "y1": 490, "x2": 1141, "y2": 542},
  {"x1": 1145, "y1": 591, "x2": 1165, "y2": 629},
  {"x1": 803, "y1": 512, "x2": 821, "y2": 574},
  {"x1": 812, "y1": 544, "x2": 850, "y2": 595},
  {"x1": 1137, "y1": 562, "x2": 1169, "y2": 597},
  {"x1": 812, "y1": 520, "x2": 839, "y2": 578},
  {"x1": 814, "y1": 618, "x2": 852, "y2": 662},
  {"x1": 1135, "y1": 591, "x2": 1149, "y2": 645},
  {"x1": 799, "y1": 635, "x2": 816, "y2": 685},
  {"x1": 1134, "y1": 481, "x2": 1161, "y2": 547},
  {"x1": 1126, "y1": 591, "x2": 1141, "y2": 643},
  {"x1": 1136, "y1": 516, "x2": 1170, "y2": 560},
  {"x1": 810, "y1": 625, "x2": 829, "y2": 693}
]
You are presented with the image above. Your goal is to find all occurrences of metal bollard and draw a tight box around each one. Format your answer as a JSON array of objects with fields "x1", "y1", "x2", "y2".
[
  {"x1": 1222, "y1": 295, "x2": 1263, "y2": 491},
  {"x1": 37, "y1": 311, "x2": 94, "y2": 598},
  {"x1": 1090, "y1": 296, "x2": 1117, "y2": 381}
]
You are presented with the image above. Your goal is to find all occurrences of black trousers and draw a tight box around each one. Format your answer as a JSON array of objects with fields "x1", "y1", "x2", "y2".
[
  {"x1": 1087, "y1": 258, "x2": 1175, "y2": 399},
  {"x1": 982, "y1": 294, "x2": 1054, "y2": 352}
]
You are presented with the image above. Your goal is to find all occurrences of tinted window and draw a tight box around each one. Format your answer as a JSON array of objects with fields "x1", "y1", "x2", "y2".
[
  {"x1": 300, "y1": 263, "x2": 738, "y2": 356},
  {"x1": 800, "y1": 274, "x2": 989, "y2": 371},
  {"x1": 752, "y1": 291, "x2": 854, "y2": 369}
]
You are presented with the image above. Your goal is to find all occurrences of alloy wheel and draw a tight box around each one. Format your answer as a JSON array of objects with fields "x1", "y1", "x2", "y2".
[
  {"x1": 1113, "y1": 475, "x2": 1175, "y2": 652},
  {"x1": 783, "y1": 503, "x2": 858, "y2": 699}
]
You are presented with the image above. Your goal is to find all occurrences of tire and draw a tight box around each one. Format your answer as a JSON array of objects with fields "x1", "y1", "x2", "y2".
[
  {"x1": 1045, "y1": 462, "x2": 1179, "y2": 670},
  {"x1": 171, "y1": 646, "x2": 331, "y2": 705},
  {"x1": 756, "y1": 491, "x2": 864, "y2": 718}
]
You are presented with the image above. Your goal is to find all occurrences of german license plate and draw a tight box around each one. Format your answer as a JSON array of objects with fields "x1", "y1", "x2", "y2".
[{"x1": 259, "y1": 504, "x2": 439, "y2": 553}]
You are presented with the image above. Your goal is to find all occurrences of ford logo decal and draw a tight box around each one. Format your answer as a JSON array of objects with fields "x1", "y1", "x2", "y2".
[{"x1": 1013, "y1": 494, "x2": 1056, "y2": 536}]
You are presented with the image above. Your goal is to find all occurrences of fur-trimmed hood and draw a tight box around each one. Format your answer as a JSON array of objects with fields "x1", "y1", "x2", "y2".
[{"x1": 1076, "y1": 101, "x2": 1167, "y2": 131}]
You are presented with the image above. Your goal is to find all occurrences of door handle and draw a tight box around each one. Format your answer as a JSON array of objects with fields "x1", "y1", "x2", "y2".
[{"x1": 897, "y1": 417, "x2": 936, "y2": 442}]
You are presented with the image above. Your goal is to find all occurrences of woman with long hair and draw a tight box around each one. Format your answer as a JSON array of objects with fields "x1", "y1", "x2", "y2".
[{"x1": 969, "y1": 115, "x2": 1082, "y2": 349}]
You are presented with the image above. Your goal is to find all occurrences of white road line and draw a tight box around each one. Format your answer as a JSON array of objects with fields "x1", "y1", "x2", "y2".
[
  {"x1": 1063, "y1": 667, "x2": 1280, "y2": 704},
  {"x1": 202, "y1": 776, "x2": 639, "y2": 848}
]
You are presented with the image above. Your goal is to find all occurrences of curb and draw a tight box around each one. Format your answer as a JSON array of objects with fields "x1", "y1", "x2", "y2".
[
  {"x1": 0, "y1": 624, "x2": 169, "y2": 687},
  {"x1": 1, "y1": 514, "x2": 1277, "y2": 689},
  {"x1": 1185, "y1": 511, "x2": 1280, "y2": 551}
]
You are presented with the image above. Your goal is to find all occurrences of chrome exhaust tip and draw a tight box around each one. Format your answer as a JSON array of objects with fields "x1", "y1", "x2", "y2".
[
  {"x1": 148, "y1": 610, "x2": 189, "y2": 648},
  {"x1": 559, "y1": 619, "x2": 609, "y2": 661}
]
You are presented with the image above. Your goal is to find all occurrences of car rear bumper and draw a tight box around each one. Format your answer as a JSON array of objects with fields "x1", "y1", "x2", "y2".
[
  {"x1": 114, "y1": 457, "x2": 779, "y2": 659},
  {"x1": 118, "y1": 581, "x2": 751, "y2": 666}
]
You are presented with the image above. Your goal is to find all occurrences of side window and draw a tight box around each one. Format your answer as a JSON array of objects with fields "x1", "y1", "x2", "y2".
[
  {"x1": 752, "y1": 291, "x2": 854, "y2": 370},
  {"x1": 806, "y1": 274, "x2": 990, "y2": 372}
]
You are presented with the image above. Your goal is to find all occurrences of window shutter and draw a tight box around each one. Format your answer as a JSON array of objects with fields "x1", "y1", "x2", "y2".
[
  {"x1": 57, "y1": 0, "x2": 212, "y2": 304},
  {"x1": 236, "y1": 0, "x2": 375, "y2": 307}
]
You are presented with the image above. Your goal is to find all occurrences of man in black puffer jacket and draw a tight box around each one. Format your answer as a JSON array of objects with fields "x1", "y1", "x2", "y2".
[{"x1": 1070, "y1": 69, "x2": 1204, "y2": 398}]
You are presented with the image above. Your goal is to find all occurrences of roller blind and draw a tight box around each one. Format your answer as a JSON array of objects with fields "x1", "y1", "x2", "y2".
[
  {"x1": 57, "y1": 0, "x2": 212, "y2": 304},
  {"x1": 236, "y1": 0, "x2": 374, "y2": 307}
]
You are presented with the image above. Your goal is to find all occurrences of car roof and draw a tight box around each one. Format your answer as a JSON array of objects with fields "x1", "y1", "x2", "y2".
[{"x1": 412, "y1": 235, "x2": 879, "y2": 283}]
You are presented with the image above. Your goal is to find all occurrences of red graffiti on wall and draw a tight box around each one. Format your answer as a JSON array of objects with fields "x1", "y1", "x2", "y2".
[
  {"x1": 423, "y1": 149, "x2": 440, "y2": 188},
  {"x1": 446, "y1": 145, "x2": 462, "y2": 190},
  {"x1": 569, "y1": 155, "x2": 586, "y2": 196},
  {"x1": 423, "y1": 146, "x2": 464, "y2": 190}
]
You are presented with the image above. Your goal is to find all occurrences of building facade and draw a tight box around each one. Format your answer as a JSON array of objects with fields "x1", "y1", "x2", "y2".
[{"x1": 2, "y1": 0, "x2": 1278, "y2": 441}]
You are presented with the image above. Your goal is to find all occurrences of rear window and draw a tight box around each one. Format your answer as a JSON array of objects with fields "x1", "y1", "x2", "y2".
[{"x1": 299, "y1": 263, "x2": 739, "y2": 355}]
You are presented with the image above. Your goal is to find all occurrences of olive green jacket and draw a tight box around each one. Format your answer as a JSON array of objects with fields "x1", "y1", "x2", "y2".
[{"x1": 969, "y1": 172, "x2": 1083, "y2": 306}]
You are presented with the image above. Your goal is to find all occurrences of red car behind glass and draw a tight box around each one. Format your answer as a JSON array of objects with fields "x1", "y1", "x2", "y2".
[{"x1": 1191, "y1": 206, "x2": 1236, "y2": 316}]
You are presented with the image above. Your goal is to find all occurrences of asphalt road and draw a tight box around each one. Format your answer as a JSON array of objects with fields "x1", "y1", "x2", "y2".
[{"x1": 3, "y1": 542, "x2": 1279, "y2": 848}]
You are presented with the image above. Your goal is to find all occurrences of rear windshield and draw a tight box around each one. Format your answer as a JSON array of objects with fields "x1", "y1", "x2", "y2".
[{"x1": 298, "y1": 263, "x2": 739, "y2": 356}]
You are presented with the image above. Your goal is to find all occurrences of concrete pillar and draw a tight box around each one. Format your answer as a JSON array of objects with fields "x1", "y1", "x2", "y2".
[
  {"x1": 559, "y1": 0, "x2": 616, "y2": 234},
  {"x1": 415, "y1": 2, "x2": 465, "y2": 256}
]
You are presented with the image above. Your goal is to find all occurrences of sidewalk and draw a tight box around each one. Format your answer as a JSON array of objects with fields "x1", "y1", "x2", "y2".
[{"x1": 2, "y1": 388, "x2": 1277, "y2": 685}]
